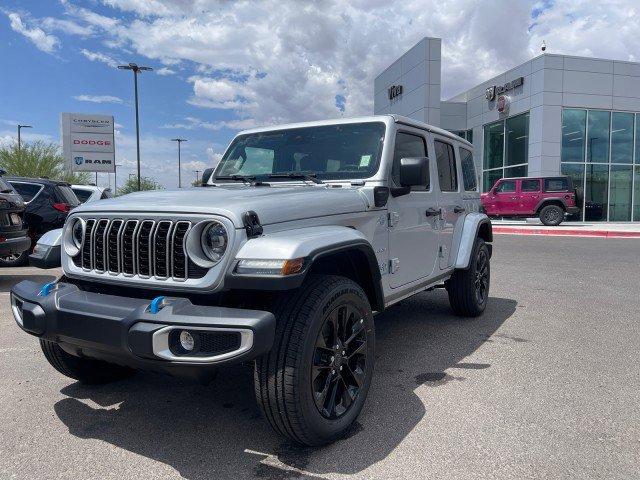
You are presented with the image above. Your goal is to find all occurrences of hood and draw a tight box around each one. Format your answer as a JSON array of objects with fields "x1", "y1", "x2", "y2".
[{"x1": 73, "y1": 185, "x2": 369, "y2": 227}]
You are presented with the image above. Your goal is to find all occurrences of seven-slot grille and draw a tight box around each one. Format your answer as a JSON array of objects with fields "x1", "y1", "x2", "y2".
[{"x1": 74, "y1": 218, "x2": 207, "y2": 280}]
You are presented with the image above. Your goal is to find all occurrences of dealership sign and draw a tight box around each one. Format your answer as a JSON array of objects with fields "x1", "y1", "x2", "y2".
[
  {"x1": 485, "y1": 76, "x2": 524, "y2": 101},
  {"x1": 61, "y1": 113, "x2": 115, "y2": 173},
  {"x1": 388, "y1": 84, "x2": 403, "y2": 100}
]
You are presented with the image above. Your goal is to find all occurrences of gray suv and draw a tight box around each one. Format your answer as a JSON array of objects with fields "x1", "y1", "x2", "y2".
[{"x1": 11, "y1": 115, "x2": 492, "y2": 446}]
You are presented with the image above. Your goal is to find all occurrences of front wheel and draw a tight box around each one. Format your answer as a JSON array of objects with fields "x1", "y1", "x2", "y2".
[
  {"x1": 40, "y1": 339, "x2": 134, "y2": 384},
  {"x1": 254, "y1": 275, "x2": 375, "y2": 446},
  {"x1": 446, "y1": 238, "x2": 490, "y2": 317}
]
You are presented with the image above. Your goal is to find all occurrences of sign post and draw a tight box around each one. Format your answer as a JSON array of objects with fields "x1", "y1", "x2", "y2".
[{"x1": 61, "y1": 113, "x2": 115, "y2": 176}]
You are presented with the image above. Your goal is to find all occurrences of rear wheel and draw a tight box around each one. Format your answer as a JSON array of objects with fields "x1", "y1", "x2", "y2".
[
  {"x1": 40, "y1": 339, "x2": 134, "y2": 384},
  {"x1": 254, "y1": 275, "x2": 375, "y2": 446},
  {"x1": 446, "y1": 238, "x2": 490, "y2": 317},
  {"x1": 539, "y1": 204, "x2": 564, "y2": 226}
]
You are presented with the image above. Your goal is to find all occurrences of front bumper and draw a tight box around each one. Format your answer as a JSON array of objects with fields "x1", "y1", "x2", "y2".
[{"x1": 10, "y1": 280, "x2": 275, "y2": 379}]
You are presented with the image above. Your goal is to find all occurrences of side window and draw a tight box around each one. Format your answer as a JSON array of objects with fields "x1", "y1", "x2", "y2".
[
  {"x1": 72, "y1": 188, "x2": 92, "y2": 203},
  {"x1": 459, "y1": 147, "x2": 477, "y2": 191},
  {"x1": 392, "y1": 132, "x2": 428, "y2": 189},
  {"x1": 9, "y1": 182, "x2": 42, "y2": 202},
  {"x1": 544, "y1": 177, "x2": 569, "y2": 192},
  {"x1": 521, "y1": 179, "x2": 540, "y2": 192},
  {"x1": 434, "y1": 140, "x2": 458, "y2": 192},
  {"x1": 495, "y1": 180, "x2": 516, "y2": 193}
]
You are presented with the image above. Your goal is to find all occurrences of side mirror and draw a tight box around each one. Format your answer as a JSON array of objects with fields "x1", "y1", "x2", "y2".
[
  {"x1": 399, "y1": 157, "x2": 429, "y2": 188},
  {"x1": 201, "y1": 168, "x2": 215, "y2": 186}
]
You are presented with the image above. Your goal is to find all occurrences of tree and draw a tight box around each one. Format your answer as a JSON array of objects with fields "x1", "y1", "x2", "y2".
[
  {"x1": 117, "y1": 176, "x2": 164, "y2": 196},
  {"x1": 0, "y1": 140, "x2": 91, "y2": 184}
]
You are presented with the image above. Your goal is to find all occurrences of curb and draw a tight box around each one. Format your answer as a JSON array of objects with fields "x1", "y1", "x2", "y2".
[{"x1": 492, "y1": 226, "x2": 640, "y2": 239}]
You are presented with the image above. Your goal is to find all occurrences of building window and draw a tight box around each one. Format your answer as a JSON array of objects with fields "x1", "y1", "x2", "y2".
[
  {"x1": 482, "y1": 112, "x2": 529, "y2": 191},
  {"x1": 561, "y1": 109, "x2": 586, "y2": 163},
  {"x1": 448, "y1": 129, "x2": 474, "y2": 143},
  {"x1": 560, "y1": 108, "x2": 640, "y2": 221}
]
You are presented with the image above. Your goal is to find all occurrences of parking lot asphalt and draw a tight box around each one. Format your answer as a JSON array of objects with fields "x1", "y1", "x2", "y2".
[{"x1": 1, "y1": 235, "x2": 639, "y2": 480}]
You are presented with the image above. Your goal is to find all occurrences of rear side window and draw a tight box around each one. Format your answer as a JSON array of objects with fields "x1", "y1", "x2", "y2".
[
  {"x1": 544, "y1": 177, "x2": 570, "y2": 192},
  {"x1": 9, "y1": 182, "x2": 42, "y2": 202},
  {"x1": 57, "y1": 186, "x2": 81, "y2": 206},
  {"x1": 522, "y1": 179, "x2": 541, "y2": 192},
  {"x1": 495, "y1": 180, "x2": 516, "y2": 193},
  {"x1": 392, "y1": 132, "x2": 428, "y2": 189},
  {"x1": 72, "y1": 188, "x2": 92, "y2": 203},
  {"x1": 459, "y1": 148, "x2": 477, "y2": 191},
  {"x1": 434, "y1": 140, "x2": 458, "y2": 192}
]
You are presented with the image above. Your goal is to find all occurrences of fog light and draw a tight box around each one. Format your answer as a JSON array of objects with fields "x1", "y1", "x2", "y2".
[{"x1": 179, "y1": 331, "x2": 195, "y2": 351}]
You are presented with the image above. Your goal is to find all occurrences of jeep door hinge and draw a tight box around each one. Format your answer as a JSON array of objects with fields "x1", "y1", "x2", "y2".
[
  {"x1": 389, "y1": 258, "x2": 400, "y2": 274},
  {"x1": 388, "y1": 211, "x2": 400, "y2": 228}
]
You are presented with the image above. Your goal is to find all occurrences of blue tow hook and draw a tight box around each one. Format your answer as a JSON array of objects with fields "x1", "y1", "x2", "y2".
[
  {"x1": 148, "y1": 296, "x2": 168, "y2": 314},
  {"x1": 38, "y1": 281, "x2": 57, "y2": 297}
]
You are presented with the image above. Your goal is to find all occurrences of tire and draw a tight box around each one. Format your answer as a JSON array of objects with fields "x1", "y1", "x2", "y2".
[
  {"x1": 40, "y1": 339, "x2": 134, "y2": 384},
  {"x1": 539, "y1": 204, "x2": 564, "y2": 226},
  {"x1": 0, "y1": 250, "x2": 29, "y2": 267},
  {"x1": 446, "y1": 238, "x2": 490, "y2": 317},
  {"x1": 254, "y1": 274, "x2": 375, "y2": 446}
]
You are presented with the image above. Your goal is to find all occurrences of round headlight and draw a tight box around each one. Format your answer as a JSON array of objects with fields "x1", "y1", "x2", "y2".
[
  {"x1": 72, "y1": 219, "x2": 84, "y2": 248},
  {"x1": 201, "y1": 221, "x2": 227, "y2": 263}
]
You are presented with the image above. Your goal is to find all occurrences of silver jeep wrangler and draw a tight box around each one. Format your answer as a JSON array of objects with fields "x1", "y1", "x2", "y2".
[{"x1": 11, "y1": 115, "x2": 492, "y2": 446}]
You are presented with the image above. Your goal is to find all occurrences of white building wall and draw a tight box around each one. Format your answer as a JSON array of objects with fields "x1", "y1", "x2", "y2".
[{"x1": 373, "y1": 38, "x2": 441, "y2": 125}]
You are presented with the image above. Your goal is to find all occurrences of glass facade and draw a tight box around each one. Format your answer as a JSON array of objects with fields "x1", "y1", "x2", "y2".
[
  {"x1": 482, "y1": 112, "x2": 529, "y2": 191},
  {"x1": 449, "y1": 129, "x2": 473, "y2": 143},
  {"x1": 561, "y1": 108, "x2": 640, "y2": 221}
]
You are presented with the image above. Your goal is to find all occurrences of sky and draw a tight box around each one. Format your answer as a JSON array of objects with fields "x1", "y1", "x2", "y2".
[{"x1": 2, "y1": 0, "x2": 640, "y2": 189}]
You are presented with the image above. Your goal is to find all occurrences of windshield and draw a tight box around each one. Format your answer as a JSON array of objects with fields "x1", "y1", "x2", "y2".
[{"x1": 214, "y1": 122, "x2": 386, "y2": 181}]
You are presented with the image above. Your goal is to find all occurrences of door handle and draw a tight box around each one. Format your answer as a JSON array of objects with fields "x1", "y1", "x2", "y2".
[
  {"x1": 453, "y1": 206, "x2": 465, "y2": 214},
  {"x1": 425, "y1": 207, "x2": 440, "y2": 217}
]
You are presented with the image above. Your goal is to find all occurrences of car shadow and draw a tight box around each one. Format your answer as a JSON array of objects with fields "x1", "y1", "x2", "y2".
[
  {"x1": 53, "y1": 291, "x2": 517, "y2": 479},
  {"x1": 0, "y1": 273, "x2": 57, "y2": 293}
]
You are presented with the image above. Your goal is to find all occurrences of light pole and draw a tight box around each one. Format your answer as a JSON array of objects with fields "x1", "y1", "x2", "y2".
[
  {"x1": 17, "y1": 124, "x2": 32, "y2": 152},
  {"x1": 117, "y1": 62, "x2": 152, "y2": 191},
  {"x1": 171, "y1": 138, "x2": 187, "y2": 188},
  {"x1": 114, "y1": 163, "x2": 122, "y2": 194}
]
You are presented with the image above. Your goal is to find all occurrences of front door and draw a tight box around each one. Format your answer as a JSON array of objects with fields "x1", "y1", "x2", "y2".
[
  {"x1": 434, "y1": 139, "x2": 465, "y2": 269},
  {"x1": 387, "y1": 130, "x2": 439, "y2": 288},
  {"x1": 493, "y1": 179, "x2": 519, "y2": 215}
]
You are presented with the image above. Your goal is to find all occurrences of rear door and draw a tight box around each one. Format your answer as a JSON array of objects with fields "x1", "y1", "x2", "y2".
[
  {"x1": 434, "y1": 138, "x2": 464, "y2": 270},
  {"x1": 519, "y1": 178, "x2": 541, "y2": 215}
]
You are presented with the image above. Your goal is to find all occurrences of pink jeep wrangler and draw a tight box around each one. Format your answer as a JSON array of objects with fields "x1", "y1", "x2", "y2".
[{"x1": 481, "y1": 176, "x2": 579, "y2": 226}]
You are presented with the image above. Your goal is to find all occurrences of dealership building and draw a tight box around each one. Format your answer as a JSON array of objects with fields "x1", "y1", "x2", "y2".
[{"x1": 374, "y1": 37, "x2": 640, "y2": 221}]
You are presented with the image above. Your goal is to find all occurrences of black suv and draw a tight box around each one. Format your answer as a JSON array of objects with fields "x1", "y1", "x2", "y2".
[
  {"x1": 0, "y1": 172, "x2": 31, "y2": 264},
  {"x1": 3, "y1": 177, "x2": 80, "y2": 267}
]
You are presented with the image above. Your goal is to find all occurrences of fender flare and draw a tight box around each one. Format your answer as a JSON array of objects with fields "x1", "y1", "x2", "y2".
[
  {"x1": 224, "y1": 226, "x2": 384, "y2": 310},
  {"x1": 453, "y1": 213, "x2": 493, "y2": 270},
  {"x1": 535, "y1": 197, "x2": 567, "y2": 213}
]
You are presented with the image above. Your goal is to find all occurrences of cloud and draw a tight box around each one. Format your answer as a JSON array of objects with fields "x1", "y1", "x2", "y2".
[
  {"x1": 40, "y1": 17, "x2": 94, "y2": 36},
  {"x1": 73, "y1": 94, "x2": 124, "y2": 104},
  {"x1": 155, "y1": 67, "x2": 175, "y2": 76},
  {"x1": 6, "y1": 12, "x2": 60, "y2": 54},
  {"x1": 80, "y1": 48, "x2": 121, "y2": 68},
  {"x1": 161, "y1": 116, "x2": 257, "y2": 132}
]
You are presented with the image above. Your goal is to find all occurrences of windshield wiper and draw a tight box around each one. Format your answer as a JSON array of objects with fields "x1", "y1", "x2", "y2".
[
  {"x1": 214, "y1": 174, "x2": 256, "y2": 182},
  {"x1": 267, "y1": 172, "x2": 323, "y2": 184}
]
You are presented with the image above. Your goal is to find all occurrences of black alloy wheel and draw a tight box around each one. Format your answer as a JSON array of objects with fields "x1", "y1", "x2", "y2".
[
  {"x1": 474, "y1": 247, "x2": 489, "y2": 305},
  {"x1": 312, "y1": 303, "x2": 368, "y2": 419}
]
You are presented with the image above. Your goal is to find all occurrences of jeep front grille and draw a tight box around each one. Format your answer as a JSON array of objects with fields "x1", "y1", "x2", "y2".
[{"x1": 74, "y1": 218, "x2": 207, "y2": 280}]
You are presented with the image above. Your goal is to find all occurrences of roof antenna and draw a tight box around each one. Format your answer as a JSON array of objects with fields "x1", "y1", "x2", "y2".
[{"x1": 541, "y1": 40, "x2": 547, "y2": 52}]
